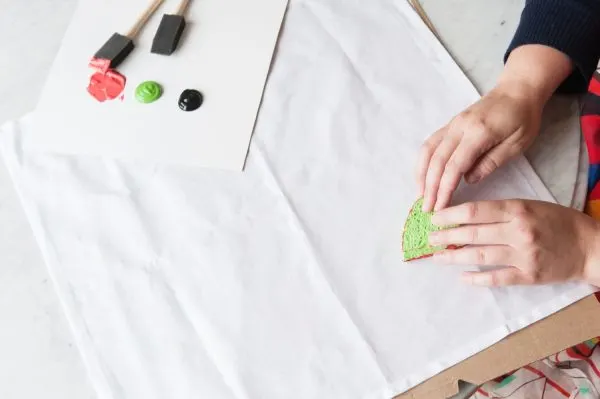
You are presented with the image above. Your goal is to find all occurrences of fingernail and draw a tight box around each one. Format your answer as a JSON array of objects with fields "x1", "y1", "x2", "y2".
[
  {"x1": 462, "y1": 273, "x2": 490, "y2": 286},
  {"x1": 429, "y1": 233, "x2": 439, "y2": 245},
  {"x1": 422, "y1": 200, "x2": 433, "y2": 212}
]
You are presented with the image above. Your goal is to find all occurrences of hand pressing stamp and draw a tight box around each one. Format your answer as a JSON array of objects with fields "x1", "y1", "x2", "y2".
[
  {"x1": 402, "y1": 198, "x2": 461, "y2": 261},
  {"x1": 151, "y1": 0, "x2": 192, "y2": 55}
]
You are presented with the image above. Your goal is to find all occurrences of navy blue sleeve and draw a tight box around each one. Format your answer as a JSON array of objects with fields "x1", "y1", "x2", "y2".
[{"x1": 505, "y1": 0, "x2": 600, "y2": 93}]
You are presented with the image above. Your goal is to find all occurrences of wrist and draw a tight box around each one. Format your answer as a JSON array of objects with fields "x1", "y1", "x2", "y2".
[
  {"x1": 583, "y1": 221, "x2": 600, "y2": 286},
  {"x1": 492, "y1": 78, "x2": 548, "y2": 110}
]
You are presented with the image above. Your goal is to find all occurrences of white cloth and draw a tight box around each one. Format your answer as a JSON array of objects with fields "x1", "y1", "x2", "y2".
[{"x1": 1, "y1": 0, "x2": 595, "y2": 398}]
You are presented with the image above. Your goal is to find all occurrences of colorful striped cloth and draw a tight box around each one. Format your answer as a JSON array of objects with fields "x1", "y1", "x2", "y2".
[
  {"x1": 582, "y1": 71, "x2": 600, "y2": 219},
  {"x1": 471, "y1": 72, "x2": 600, "y2": 399},
  {"x1": 474, "y1": 338, "x2": 600, "y2": 398}
]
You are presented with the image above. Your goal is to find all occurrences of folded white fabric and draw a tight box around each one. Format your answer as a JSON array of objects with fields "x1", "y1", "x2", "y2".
[{"x1": 1, "y1": 0, "x2": 595, "y2": 398}]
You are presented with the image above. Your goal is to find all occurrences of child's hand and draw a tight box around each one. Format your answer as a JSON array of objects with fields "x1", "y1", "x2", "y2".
[
  {"x1": 417, "y1": 82, "x2": 543, "y2": 212},
  {"x1": 428, "y1": 200, "x2": 600, "y2": 287}
]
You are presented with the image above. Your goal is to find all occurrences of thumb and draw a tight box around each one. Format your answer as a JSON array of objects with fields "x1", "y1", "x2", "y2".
[{"x1": 465, "y1": 141, "x2": 521, "y2": 184}]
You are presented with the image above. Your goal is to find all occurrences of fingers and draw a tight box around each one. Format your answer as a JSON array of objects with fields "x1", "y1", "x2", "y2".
[
  {"x1": 422, "y1": 134, "x2": 460, "y2": 212},
  {"x1": 417, "y1": 129, "x2": 444, "y2": 195},
  {"x1": 434, "y1": 245, "x2": 532, "y2": 286},
  {"x1": 464, "y1": 140, "x2": 521, "y2": 184},
  {"x1": 432, "y1": 201, "x2": 513, "y2": 226},
  {"x1": 434, "y1": 245, "x2": 515, "y2": 265},
  {"x1": 434, "y1": 135, "x2": 494, "y2": 211},
  {"x1": 461, "y1": 267, "x2": 531, "y2": 286},
  {"x1": 429, "y1": 224, "x2": 511, "y2": 246},
  {"x1": 420, "y1": 117, "x2": 499, "y2": 212}
]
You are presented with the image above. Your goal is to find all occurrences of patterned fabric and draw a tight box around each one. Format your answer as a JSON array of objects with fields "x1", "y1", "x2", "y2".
[
  {"x1": 583, "y1": 71, "x2": 600, "y2": 219},
  {"x1": 474, "y1": 338, "x2": 600, "y2": 398},
  {"x1": 472, "y1": 72, "x2": 600, "y2": 399}
]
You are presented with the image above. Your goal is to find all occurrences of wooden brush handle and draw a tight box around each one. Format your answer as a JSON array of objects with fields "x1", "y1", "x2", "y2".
[
  {"x1": 176, "y1": 0, "x2": 192, "y2": 16},
  {"x1": 407, "y1": 0, "x2": 439, "y2": 39},
  {"x1": 127, "y1": 0, "x2": 165, "y2": 39}
]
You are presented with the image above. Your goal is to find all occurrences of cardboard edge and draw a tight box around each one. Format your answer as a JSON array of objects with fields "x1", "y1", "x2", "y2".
[{"x1": 397, "y1": 295, "x2": 600, "y2": 399}]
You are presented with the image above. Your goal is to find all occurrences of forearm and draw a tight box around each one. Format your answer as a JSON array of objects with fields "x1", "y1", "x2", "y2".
[{"x1": 505, "y1": 0, "x2": 600, "y2": 94}]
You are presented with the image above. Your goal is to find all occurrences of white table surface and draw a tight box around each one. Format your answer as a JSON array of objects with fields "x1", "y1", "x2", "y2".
[{"x1": 0, "y1": 1, "x2": 584, "y2": 398}]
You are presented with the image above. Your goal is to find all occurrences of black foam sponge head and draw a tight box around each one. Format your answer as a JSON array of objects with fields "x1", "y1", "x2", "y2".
[
  {"x1": 94, "y1": 33, "x2": 134, "y2": 68},
  {"x1": 152, "y1": 14, "x2": 186, "y2": 55}
]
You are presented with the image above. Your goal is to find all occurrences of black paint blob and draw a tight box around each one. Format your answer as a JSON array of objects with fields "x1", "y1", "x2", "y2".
[{"x1": 178, "y1": 89, "x2": 203, "y2": 112}]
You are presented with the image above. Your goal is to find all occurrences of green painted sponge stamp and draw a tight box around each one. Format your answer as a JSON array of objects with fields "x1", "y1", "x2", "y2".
[{"x1": 402, "y1": 197, "x2": 457, "y2": 262}]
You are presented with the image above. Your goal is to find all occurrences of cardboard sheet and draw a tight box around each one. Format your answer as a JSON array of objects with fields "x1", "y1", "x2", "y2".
[
  {"x1": 27, "y1": 0, "x2": 288, "y2": 170},
  {"x1": 400, "y1": 295, "x2": 600, "y2": 399},
  {"x1": 1, "y1": 0, "x2": 597, "y2": 398}
]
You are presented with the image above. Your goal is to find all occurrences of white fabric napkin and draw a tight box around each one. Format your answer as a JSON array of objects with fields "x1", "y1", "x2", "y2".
[{"x1": 1, "y1": 0, "x2": 595, "y2": 397}]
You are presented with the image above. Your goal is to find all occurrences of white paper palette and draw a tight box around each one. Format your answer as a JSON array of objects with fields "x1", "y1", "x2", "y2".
[{"x1": 28, "y1": 0, "x2": 288, "y2": 171}]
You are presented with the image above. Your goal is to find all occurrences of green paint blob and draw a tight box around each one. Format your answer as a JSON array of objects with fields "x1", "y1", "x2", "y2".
[
  {"x1": 135, "y1": 81, "x2": 162, "y2": 104},
  {"x1": 402, "y1": 198, "x2": 455, "y2": 261}
]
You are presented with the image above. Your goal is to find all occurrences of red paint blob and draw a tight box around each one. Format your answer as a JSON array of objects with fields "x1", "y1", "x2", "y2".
[
  {"x1": 87, "y1": 70, "x2": 127, "y2": 102},
  {"x1": 86, "y1": 58, "x2": 126, "y2": 102}
]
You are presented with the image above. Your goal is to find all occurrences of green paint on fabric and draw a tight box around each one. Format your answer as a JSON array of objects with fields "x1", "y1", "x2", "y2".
[
  {"x1": 496, "y1": 375, "x2": 516, "y2": 388},
  {"x1": 581, "y1": 387, "x2": 591, "y2": 394},
  {"x1": 402, "y1": 197, "x2": 455, "y2": 261}
]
